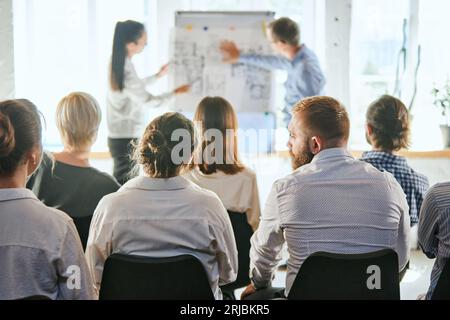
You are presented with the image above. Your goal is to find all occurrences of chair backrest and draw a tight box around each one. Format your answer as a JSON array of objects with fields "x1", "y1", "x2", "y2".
[
  {"x1": 221, "y1": 211, "x2": 253, "y2": 292},
  {"x1": 431, "y1": 258, "x2": 450, "y2": 300},
  {"x1": 99, "y1": 254, "x2": 214, "y2": 300},
  {"x1": 288, "y1": 249, "x2": 400, "y2": 300},
  {"x1": 18, "y1": 295, "x2": 51, "y2": 300},
  {"x1": 71, "y1": 215, "x2": 92, "y2": 251}
]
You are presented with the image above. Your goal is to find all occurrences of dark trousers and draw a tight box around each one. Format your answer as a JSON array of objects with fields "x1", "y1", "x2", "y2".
[
  {"x1": 221, "y1": 212, "x2": 253, "y2": 292},
  {"x1": 108, "y1": 138, "x2": 138, "y2": 185}
]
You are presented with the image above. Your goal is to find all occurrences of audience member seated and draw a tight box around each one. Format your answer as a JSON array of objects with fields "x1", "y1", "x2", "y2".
[
  {"x1": 241, "y1": 96, "x2": 410, "y2": 300},
  {"x1": 185, "y1": 97, "x2": 261, "y2": 295},
  {"x1": 187, "y1": 96, "x2": 261, "y2": 231},
  {"x1": 418, "y1": 182, "x2": 450, "y2": 299},
  {"x1": 85, "y1": 112, "x2": 238, "y2": 299},
  {"x1": 361, "y1": 95, "x2": 429, "y2": 228},
  {"x1": 27, "y1": 92, "x2": 120, "y2": 250},
  {"x1": 0, "y1": 99, "x2": 95, "y2": 300}
]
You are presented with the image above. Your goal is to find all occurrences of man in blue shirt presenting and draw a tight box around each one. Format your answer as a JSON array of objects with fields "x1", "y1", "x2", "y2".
[{"x1": 220, "y1": 17, "x2": 326, "y2": 126}]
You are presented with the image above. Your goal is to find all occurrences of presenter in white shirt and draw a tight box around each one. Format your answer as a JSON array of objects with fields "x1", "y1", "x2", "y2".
[
  {"x1": 86, "y1": 112, "x2": 238, "y2": 299},
  {"x1": 107, "y1": 20, "x2": 190, "y2": 185}
]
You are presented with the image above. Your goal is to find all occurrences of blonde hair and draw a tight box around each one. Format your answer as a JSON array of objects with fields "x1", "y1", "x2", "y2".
[{"x1": 56, "y1": 92, "x2": 101, "y2": 151}]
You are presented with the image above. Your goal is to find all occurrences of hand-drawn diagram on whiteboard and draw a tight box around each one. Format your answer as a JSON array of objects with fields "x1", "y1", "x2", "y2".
[{"x1": 169, "y1": 27, "x2": 275, "y2": 112}]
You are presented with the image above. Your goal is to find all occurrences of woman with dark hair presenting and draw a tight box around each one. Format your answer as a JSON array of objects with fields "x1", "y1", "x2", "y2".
[{"x1": 107, "y1": 20, "x2": 190, "y2": 185}]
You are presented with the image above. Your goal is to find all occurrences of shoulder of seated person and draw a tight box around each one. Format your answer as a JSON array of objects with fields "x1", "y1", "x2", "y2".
[
  {"x1": 93, "y1": 189, "x2": 128, "y2": 208},
  {"x1": 239, "y1": 166, "x2": 257, "y2": 178},
  {"x1": 186, "y1": 181, "x2": 228, "y2": 207},
  {"x1": 429, "y1": 182, "x2": 450, "y2": 195},
  {"x1": 88, "y1": 168, "x2": 120, "y2": 188},
  {"x1": 274, "y1": 169, "x2": 304, "y2": 187},
  {"x1": 187, "y1": 180, "x2": 221, "y2": 199},
  {"x1": 36, "y1": 203, "x2": 75, "y2": 227}
]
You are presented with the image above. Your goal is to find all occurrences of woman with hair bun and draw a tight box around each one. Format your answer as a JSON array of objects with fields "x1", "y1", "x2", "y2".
[
  {"x1": 0, "y1": 99, "x2": 95, "y2": 300},
  {"x1": 86, "y1": 112, "x2": 238, "y2": 299}
]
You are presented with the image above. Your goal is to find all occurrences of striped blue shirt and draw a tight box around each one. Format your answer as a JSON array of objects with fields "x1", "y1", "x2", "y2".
[
  {"x1": 361, "y1": 151, "x2": 430, "y2": 225},
  {"x1": 418, "y1": 182, "x2": 450, "y2": 299},
  {"x1": 239, "y1": 45, "x2": 326, "y2": 126}
]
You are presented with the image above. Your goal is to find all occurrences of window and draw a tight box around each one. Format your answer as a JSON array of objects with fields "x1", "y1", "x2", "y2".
[
  {"x1": 349, "y1": 0, "x2": 450, "y2": 150},
  {"x1": 13, "y1": 0, "x2": 158, "y2": 152},
  {"x1": 350, "y1": 0, "x2": 411, "y2": 149},
  {"x1": 13, "y1": 0, "x2": 320, "y2": 153},
  {"x1": 412, "y1": 0, "x2": 450, "y2": 149}
]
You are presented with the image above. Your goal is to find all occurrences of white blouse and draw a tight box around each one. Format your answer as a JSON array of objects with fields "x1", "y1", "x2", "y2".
[
  {"x1": 85, "y1": 176, "x2": 238, "y2": 300},
  {"x1": 106, "y1": 58, "x2": 175, "y2": 139},
  {"x1": 185, "y1": 167, "x2": 261, "y2": 231}
]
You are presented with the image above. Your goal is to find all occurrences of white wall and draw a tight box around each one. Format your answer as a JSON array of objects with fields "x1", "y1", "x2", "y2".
[
  {"x1": 324, "y1": 0, "x2": 352, "y2": 108},
  {"x1": 0, "y1": 0, "x2": 14, "y2": 99}
]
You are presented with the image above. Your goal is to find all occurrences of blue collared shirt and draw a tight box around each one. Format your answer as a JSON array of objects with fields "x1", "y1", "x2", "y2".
[
  {"x1": 250, "y1": 148, "x2": 410, "y2": 295},
  {"x1": 239, "y1": 45, "x2": 326, "y2": 126},
  {"x1": 361, "y1": 151, "x2": 430, "y2": 225}
]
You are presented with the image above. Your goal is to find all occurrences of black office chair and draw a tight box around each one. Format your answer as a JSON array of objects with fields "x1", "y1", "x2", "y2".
[
  {"x1": 431, "y1": 258, "x2": 450, "y2": 300},
  {"x1": 288, "y1": 249, "x2": 400, "y2": 300},
  {"x1": 99, "y1": 254, "x2": 214, "y2": 300},
  {"x1": 18, "y1": 295, "x2": 51, "y2": 300},
  {"x1": 220, "y1": 211, "x2": 253, "y2": 299}
]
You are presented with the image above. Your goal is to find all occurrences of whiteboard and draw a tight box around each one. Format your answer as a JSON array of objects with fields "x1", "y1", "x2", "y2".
[{"x1": 169, "y1": 11, "x2": 276, "y2": 113}]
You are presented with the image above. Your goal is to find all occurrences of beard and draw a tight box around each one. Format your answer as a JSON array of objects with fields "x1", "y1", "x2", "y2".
[{"x1": 289, "y1": 149, "x2": 314, "y2": 170}]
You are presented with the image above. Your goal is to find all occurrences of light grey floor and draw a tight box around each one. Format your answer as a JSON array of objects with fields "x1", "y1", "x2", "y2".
[{"x1": 91, "y1": 155, "x2": 446, "y2": 300}]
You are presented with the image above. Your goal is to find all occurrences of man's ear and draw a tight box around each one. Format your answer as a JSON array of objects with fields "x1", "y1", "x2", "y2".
[
  {"x1": 366, "y1": 123, "x2": 373, "y2": 135},
  {"x1": 265, "y1": 28, "x2": 272, "y2": 40},
  {"x1": 309, "y1": 136, "x2": 323, "y2": 155}
]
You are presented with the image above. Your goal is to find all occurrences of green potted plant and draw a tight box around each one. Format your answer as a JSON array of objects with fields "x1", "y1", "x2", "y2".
[{"x1": 432, "y1": 79, "x2": 450, "y2": 149}]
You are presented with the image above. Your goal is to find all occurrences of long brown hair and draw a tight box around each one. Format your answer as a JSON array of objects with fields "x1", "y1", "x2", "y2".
[{"x1": 192, "y1": 97, "x2": 244, "y2": 175}]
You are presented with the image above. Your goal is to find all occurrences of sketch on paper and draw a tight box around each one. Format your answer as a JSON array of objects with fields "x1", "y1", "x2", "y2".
[
  {"x1": 169, "y1": 28, "x2": 274, "y2": 112},
  {"x1": 205, "y1": 72, "x2": 226, "y2": 96}
]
